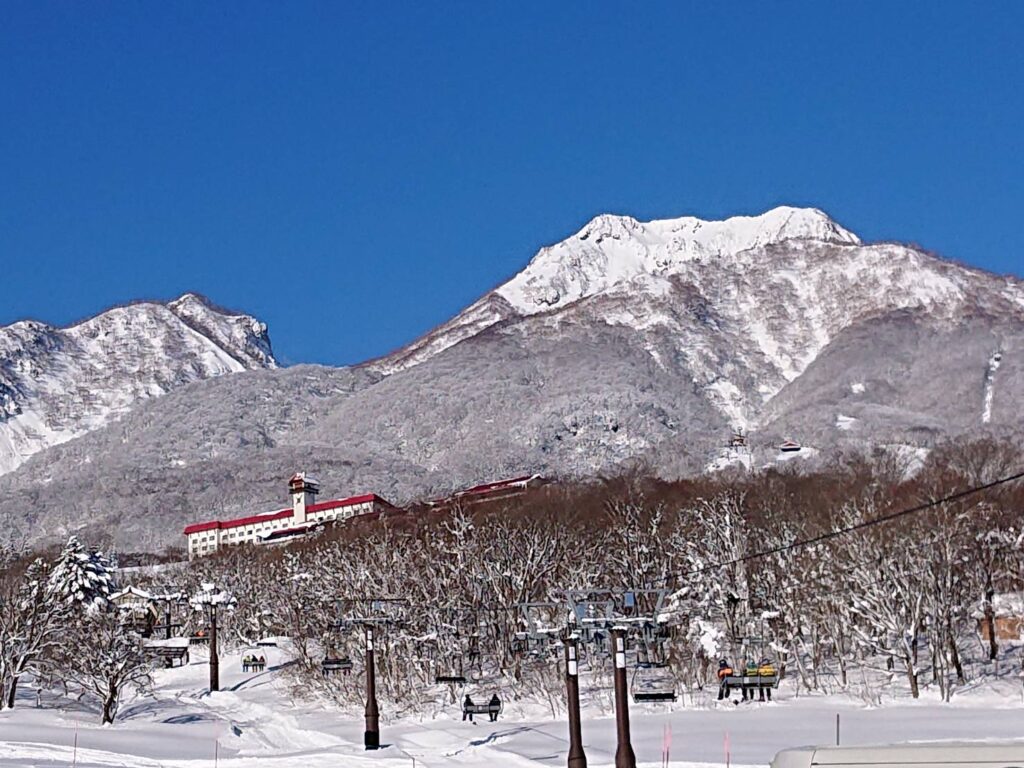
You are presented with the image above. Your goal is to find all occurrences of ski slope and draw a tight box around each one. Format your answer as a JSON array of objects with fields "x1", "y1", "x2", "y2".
[{"x1": 1, "y1": 643, "x2": 1022, "y2": 767}]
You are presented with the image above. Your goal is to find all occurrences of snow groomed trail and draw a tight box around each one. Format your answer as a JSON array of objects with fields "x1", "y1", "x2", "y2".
[{"x1": 1, "y1": 643, "x2": 1023, "y2": 767}]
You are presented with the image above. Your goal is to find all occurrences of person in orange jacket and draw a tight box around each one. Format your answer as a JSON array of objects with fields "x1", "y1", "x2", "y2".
[{"x1": 716, "y1": 659, "x2": 734, "y2": 700}]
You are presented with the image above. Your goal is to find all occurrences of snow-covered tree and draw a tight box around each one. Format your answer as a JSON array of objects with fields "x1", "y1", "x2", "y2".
[
  {"x1": 47, "y1": 537, "x2": 114, "y2": 614},
  {"x1": 0, "y1": 556, "x2": 67, "y2": 709},
  {"x1": 843, "y1": 503, "x2": 929, "y2": 699},
  {"x1": 55, "y1": 610, "x2": 153, "y2": 724}
]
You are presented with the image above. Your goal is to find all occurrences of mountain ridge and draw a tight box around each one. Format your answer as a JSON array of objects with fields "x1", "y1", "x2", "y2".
[
  {"x1": 0, "y1": 293, "x2": 276, "y2": 475},
  {"x1": 0, "y1": 205, "x2": 1021, "y2": 550}
]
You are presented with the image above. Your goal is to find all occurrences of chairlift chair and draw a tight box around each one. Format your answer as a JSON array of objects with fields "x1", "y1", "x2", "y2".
[
  {"x1": 510, "y1": 632, "x2": 529, "y2": 655},
  {"x1": 461, "y1": 690, "x2": 504, "y2": 722},
  {"x1": 321, "y1": 622, "x2": 355, "y2": 677},
  {"x1": 321, "y1": 654, "x2": 353, "y2": 677},
  {"x1": 189, "y1": 627, "x2": 211, "y2": 645},
  {"x1": 242, "y1": 647, "x2": 268, "y2": 673},
  {"x1": 631, "y1": 661, "x2": 678, "y2": 703},
  {"x1": 435, "y1": 652, "x2": 467, "y2": 686}
]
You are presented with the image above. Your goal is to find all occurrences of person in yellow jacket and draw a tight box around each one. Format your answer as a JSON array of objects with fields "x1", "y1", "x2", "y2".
[{"x1": 757, "y1": 657, "x2": 775, "y2": 701}]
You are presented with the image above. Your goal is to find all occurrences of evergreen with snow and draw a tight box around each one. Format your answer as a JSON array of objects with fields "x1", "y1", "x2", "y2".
[{"x1": 47, "y1": 536, "x2": 115, "y2": 613}]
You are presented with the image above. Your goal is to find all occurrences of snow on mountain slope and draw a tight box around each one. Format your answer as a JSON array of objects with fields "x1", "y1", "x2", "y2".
[
  {"x1": 0, "y1": 294, "x2": 276, "y2": 474},
  {"x1": 2, "y1": 206, "x2": 1023, "y2": 551},
  {"x1": 497, "y1": 206, "x2": 860, "y2": 314},
  {"x1": 373, "y1": 205, "x2": 1024, "y2": 430}
]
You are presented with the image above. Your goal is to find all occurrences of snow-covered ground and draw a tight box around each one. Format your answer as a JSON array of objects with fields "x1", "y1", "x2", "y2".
[{"x1": 2, "y1": 644, "x2": 1023, "y2": 768}]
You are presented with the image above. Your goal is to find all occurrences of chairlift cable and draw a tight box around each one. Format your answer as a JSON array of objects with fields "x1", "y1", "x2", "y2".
[{"x1": 667, "y1": 469, "x2": 1024, "y2": 584}]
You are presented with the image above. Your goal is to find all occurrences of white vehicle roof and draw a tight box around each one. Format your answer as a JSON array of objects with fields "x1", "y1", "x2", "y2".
[{"x1": 772, "y1": 742, "x2": 1024, "y2": 767}]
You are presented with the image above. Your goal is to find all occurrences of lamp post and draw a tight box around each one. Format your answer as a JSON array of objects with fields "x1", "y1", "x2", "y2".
[{"x1": 190, "y1": 583, "x2": 235, "y2": 693}]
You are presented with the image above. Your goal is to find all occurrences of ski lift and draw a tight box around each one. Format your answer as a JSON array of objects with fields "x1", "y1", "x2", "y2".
[
  {"x1": 631, "y1": 661, "x2": 677, "y2": 703},
  {"x1": 189, "y1": 626, "x2": 211, "y2": 645},
  {"x1": 321, "y1": 628, "x2": 353, "y2": 677},
  {"x1": 241, "y1": 648, "x2": 267, "y2": 673},
  {"x1": 435, "y1": 652, "x2": 467, "y2": 686},
  {"x1": 321, "y1": 656, "x2": 353, "y2": 677}
]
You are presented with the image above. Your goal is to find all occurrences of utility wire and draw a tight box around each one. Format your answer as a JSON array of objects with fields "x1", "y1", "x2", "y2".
[{"x1": 673, "y1": 468, "x2": 1024, "y2": 583}]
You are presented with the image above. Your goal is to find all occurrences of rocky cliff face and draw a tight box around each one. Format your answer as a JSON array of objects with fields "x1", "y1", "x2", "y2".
[{"x1": 1, "y1": 208, "x2": 1021, "y2": 550}]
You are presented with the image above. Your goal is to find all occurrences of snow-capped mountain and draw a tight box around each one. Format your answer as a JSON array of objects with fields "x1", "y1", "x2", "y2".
[
  {"x1": 0, "y1": 206, "x2": 1021, "y2": 550},
  {"x1": 0, "y1": 293, "x2": 275, "y2": 474},
  {"x1": 373, "y1": 206, "x2": 1023, "y2": 431}
]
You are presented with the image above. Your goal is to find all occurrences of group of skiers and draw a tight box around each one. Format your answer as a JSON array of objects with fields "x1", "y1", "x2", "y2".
[
  {"x1": 242, "y1": 654, "x2": 267, "y2": 673},
  {"x1": 716, "y1": 657, "x2": 777, "y2": 702},
  {"x1": 462, "y1": 693, "x2": 502, "y2": 722}
]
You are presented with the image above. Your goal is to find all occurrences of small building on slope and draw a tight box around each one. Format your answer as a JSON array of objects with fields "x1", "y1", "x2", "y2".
[
  {"x1": 425, "y1": 474, "x2": 548, "y2": 511},
  {"x1": 183, "y1": 472, "x2": 399, "y2": 559}
]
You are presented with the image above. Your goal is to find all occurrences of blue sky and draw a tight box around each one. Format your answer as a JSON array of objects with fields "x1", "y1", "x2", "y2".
[{"x1": 2, "y1": 2, "x2": 1022, "y2": 366}]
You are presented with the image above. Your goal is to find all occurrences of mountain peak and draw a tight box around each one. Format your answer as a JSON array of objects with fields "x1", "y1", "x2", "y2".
[
  {"x1": 0, "y1": 295, "x2": 276, "y2": 475},
  {"x1": 498, "y1": 206, "x2": 860, "y2": 314},
  {"x1": 724, "y1": 205, "x2": 861, "y2": 247}
]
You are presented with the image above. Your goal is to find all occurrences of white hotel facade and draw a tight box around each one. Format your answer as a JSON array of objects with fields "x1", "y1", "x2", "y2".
[{"x1": 184, "y1": 472, "x2": 399, "y2": 559}]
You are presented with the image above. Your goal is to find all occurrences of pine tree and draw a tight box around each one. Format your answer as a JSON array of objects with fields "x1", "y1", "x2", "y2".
[{"x1": 47, "y1": 537, "x2": 114, "y2": 614}]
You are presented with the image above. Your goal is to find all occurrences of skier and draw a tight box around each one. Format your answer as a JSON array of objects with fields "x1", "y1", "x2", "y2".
[
  {"x1": 716, "y1": 659, "x2": 733, "y2": 700},
  {"x1": 488, "y1": 693, "x2": 501, "y2": 722},
  {"x1": 757, "y1": 657, "x2": 775, "y2": 701},
  {"x1": 463, "y1": 694, "x2": 475, "y2": 722}
]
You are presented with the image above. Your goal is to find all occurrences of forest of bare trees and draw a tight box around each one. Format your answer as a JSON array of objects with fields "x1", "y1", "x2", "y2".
[{"x1": 2, "y1": 439, "x2": 1022, "y2": 721}]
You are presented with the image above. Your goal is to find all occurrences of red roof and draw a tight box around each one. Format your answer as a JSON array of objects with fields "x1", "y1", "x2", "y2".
[
  {"x1": 455, "y1": 474, "x2": 539, "y2": 497},
  {"x1": 184, "y1": 493, "x2": 398, "y2": 536},
  {"x1": 183, "y1": 520, "x2": 222, "y2": 535},
  {"x1": 421, "y1": 475, "x2": 543, "y2": 509},
  {"x1": 307, "y1": 493, "x2": 395, "y2": 513},
  {"x1": 184, "y1": 508, "x2": 292, "y2": 535}
]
